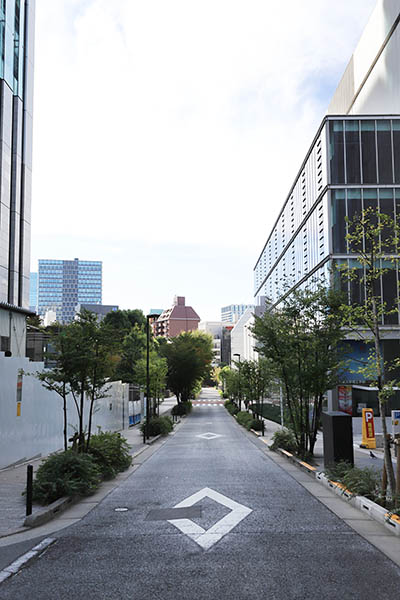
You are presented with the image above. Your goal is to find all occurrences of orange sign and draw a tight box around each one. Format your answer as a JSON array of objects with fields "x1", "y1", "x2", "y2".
[{"x1": 362, "y1": 408, "x2": 376, "y2": 449}]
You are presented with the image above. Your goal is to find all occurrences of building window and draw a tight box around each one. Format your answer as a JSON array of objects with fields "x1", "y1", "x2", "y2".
[
  {"x1": 361, "y1": 120, "x2": 376, "y2": 184},
  {"x1": 345, "y1": 120, "x2": 361, "y2": 184},
  {"x1": 329, "y1": 120, "x2": 345, "y2": 184}
]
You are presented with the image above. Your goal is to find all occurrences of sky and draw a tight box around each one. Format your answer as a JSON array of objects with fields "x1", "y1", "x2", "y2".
[{"x1": 31, "y1": 0, "x2": 377, "y2": 320}]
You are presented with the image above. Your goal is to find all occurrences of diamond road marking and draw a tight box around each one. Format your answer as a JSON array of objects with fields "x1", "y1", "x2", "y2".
[
  {"x1": 167, "y1": 487, "x2": 252, "y2": 550},
  {"x1": 196, "y1": 432, "x2": 223, "y2": 440}
]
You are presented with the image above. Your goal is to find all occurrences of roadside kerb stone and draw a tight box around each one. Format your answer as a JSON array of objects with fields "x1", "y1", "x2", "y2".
[
  {"x1": 267, "y1": 441, "x2": 400, "y2": 537},
  {"x1": 23, "y1": 496, "x2": 77, "y2": 528}
]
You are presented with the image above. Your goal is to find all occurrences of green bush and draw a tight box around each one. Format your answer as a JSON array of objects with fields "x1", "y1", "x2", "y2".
[
  {"x1": 324, "y1": 461, "x2": 354, "y2": 483},
  {"x1": 325, "y1": 462, "x2": 381, "y2": 501},
  {"x1": 224, "y1": 400, "x2": 238, "y2": 415},
  {"x1": 171, "y1": 401, "x2": 192, "y2": 416},
  {"x1": 270, "y1": 428, "x2": 297, "y2": 453},
  {"x1": 236, "y1": 411, "x2": 253, "y2": 430},
  {"x1": 251, "y1": 419, "x2": 263, "y2": 431},
  {"x1": 32, "y1": 450, "x2": 101, "y2": 505},
  {"x1": 88, "y1": 431, "x2": 132, "y2": 479},
  {"x1": 140, "y1": 415, "x2": 173, "y2": 436}
]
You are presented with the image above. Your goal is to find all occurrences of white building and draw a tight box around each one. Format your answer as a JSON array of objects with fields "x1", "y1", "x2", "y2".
[
  {"x1": 198, "y1": 321, "x2": 224, "y2": 365},
  {"x1": 221, "y1": 304, "x2": 254, "y2": 324},
  {"x1": 230, "y1": 308, "x2": 258, "y2": 364},
  {"x1": 328, "y1": 0, "x2": 400, "y2": 115}
]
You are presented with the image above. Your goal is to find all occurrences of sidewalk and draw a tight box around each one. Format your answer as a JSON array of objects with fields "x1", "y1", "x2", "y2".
[
  {"x1": 257, "y1": 413, "x2": 395, "y2": 472},
  {"x1": 0, "y1": 396, "x2": 178, "y2": 538}
]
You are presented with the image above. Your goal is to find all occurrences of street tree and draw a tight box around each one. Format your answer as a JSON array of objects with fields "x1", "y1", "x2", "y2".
[
  {"x1": 165, "y1": 331, "x2": 213, "y2": 402},
  {"x1": 34, "y1": 310, "x2": 116, "y2": 452},
  {"x1": 240, "y1": 358, "x2": 274, "y2": 410},
  {"x1": 135, "y1": 350, "x2": 168, "y2": 415},
  {"x1": 253, "y1": 284, "x2": 343, "y2": 457},
  {"x1": 338, "y1": 206, "x2": 400, "y2": 500},
  {"x1": 114, "y1": 324, "x2": 147, "y2": 383}
]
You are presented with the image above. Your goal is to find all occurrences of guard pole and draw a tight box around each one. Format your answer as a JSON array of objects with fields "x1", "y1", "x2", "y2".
[{"x1": 26, "y1": 465, "x2": 33, "y2": 516}]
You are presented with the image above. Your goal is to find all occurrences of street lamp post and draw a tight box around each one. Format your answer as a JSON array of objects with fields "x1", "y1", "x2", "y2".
[
  {"x1": 233, "y1": 353, "x2": 241, "y2": 412},
  {"x1": 144, "y1": 314, "x2": 153, "y2": 442}
]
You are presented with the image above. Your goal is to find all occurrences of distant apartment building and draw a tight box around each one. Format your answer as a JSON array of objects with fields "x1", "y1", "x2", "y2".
[
  {"x1": 198, "y1": 321, "x2": 223, "y2": 365},
  {"x1": 38, "y1": 258, "x2": 102, "y2": 324},
  {"x1": 221, "y1": 304, "x2": 254, "y2": 324},
  {"x1": 154, "y1": 296, "x2": 200, "y2": 338},
  {"x1": 29, "y1": 272, "x2": 38, "y2": 313},
  {"x1": 199, "y1": 320, "x2": 234, "y2": 366},
  {"x1": 0, "y1": 0, "x2": 35, "y2": 356}
]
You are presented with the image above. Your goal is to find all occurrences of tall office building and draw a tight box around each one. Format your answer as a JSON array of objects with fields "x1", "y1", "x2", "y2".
[
  {"x1": 29, "y1": 271, "x2": 37, "y2": 312},
  {"x1": 38, "y1": 258, "x2": 102, "y2": 324},
  {"x1": 0, "y1": 1, "x2": 35, "y2": 356},
  {"x1": 221, "y1": 304, "x2": 254, "y2": 324},
  {"x1": 254, "y1": 1, "x2": 400, "y2": 412}
]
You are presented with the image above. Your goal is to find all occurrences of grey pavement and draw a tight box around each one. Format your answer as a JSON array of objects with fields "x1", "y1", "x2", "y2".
[
  {"x1": 1, "y1": 388, "x2": 400, "y2": 599},
  {"x1": 0, "y1": 396, "x2": 178, "y2": 538}
]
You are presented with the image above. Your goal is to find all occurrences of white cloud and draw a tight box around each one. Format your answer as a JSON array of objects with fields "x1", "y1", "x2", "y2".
[{"x1": 31, "y1": 0, "x2": 376, "y2": 317}]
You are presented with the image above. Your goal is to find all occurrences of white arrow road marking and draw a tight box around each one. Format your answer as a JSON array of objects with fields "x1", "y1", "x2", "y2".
[{"x1": 168, "y1": 487, "x2": 252, "y2": 550}]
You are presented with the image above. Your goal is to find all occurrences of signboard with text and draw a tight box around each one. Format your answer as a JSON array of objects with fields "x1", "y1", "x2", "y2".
[{"x1": 361, "y1": 408, "x2": 376, "y2": 449}]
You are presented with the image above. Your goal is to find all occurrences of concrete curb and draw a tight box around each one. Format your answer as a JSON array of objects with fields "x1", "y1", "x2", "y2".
[
  {"x1": 23, "y1": 496, "x2": 77, "y2": 528},
  {"x1": 0, "y1": 537, "x2": 56, "y2": 584},
  {"x1": 270, "y1": 445, "x2": 400, "y2": 537}
]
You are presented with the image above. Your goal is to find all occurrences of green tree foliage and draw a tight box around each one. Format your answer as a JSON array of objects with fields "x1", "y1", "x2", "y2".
[
  {"x1": 338, "y1": 207, "x2": 400, "y2": 500},
  {"x1": 239, "y1": 358, "x2": 274, "y2": 408},
  {"x1": 220, "y1": 367, "x2": 239, "y2": 403},
  {"x1": 165, "y1": 331, "x2": 214, "y2": 402},
  {"x1": 34, "y1": 310, "x2": 117, "y2": 453},
  {"x1": 253, "y1": 284, "x2": 343, "y2": 457},
  {"x1": 135, "y1": 350, "x2": 168, "y2": 414},
  {"x1": 114, "y1": 324, "x2": 147, "y2": 383}
]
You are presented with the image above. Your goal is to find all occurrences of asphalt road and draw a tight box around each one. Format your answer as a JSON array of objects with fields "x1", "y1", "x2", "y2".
[{"x1": 1, "y1": 388, "x2": 400, "y2": 599}]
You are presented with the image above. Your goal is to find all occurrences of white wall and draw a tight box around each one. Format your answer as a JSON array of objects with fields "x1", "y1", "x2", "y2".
[
  {"x1": 0, "y1": 353, "x2": 130, "y2": 469},
  {"x1": 328, "y1": 0, "x2": 400, "y2": 114},
  {"x1": 0, "y1": 309, "x2": 26, "y2": 357},
  {"x1": 231, "y1": 308, "x2": 257, "y2": 363}
]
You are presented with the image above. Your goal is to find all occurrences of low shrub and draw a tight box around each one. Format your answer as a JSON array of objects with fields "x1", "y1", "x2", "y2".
[
  {"x1": 270, "y1": 428, "x2": 297, "y2": 453},
  {"x1": 32, "y1": 450, "x2": 101, "y2": 505},
  {"x1": 88, "y1": 431, "x2": 132, "y2": 479},
  {"x1": 325, "y1": 462, "x2": 381, "y2": 501},
  {"x1": 251, "y1": 419, "x2": 263, "y2": 431},
  {"x1": 324, "y1": 461, "x2": 354, "y2": 483},
  {"x1": 171, "y1": 401, "x2": 192, "y2": 416},
  {"x1": 224, "y1": 400, "x2": 238, "y2": 415},
  {"x1": 236, "y1": 411, "x2": 253, "y2": 430},
  {"x1": 140, "y1": 415, "x2": 173, "y2": 436}
]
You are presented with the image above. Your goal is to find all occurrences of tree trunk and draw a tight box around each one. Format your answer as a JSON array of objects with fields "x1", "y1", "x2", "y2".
[
  {"x1": 371, "y1": 295, "x2": 396, "y2": 496},
  {"x1": 78, "y1": 384, "x2": 85, "y2": 453},
  {"x1": 86, "y1": 396, "x2": 95, "y2": 451},
  {"x1": 62, "y1": 382, "x2": 67, "y2": 451}
]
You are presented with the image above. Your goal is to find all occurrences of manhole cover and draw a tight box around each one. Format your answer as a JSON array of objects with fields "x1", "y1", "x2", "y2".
[{"x1": 115, "y1": 507, "x2": 128, "y2": 512}]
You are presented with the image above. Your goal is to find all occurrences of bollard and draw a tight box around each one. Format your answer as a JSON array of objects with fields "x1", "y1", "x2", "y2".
[
  {"x1": 26, "y1": 464, "x2": 33, "y2": 516},
  {"x1": 261, "y1": 420, "x2": 265, "y2": 437}
]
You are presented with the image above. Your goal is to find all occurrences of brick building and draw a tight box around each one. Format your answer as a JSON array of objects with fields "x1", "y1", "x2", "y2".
[{"x1": 153, "y1": 296, "x2": 200, "y2": 338}]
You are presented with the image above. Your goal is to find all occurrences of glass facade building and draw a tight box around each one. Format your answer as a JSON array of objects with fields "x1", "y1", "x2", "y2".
[
  {"x1": 29, "y1": 271, "x2": 37, "y2": 312},
  {"x1": 221, "y1": 304, "x2": 254, "y2": 323},
  {"x1": 255, "y1": 116, "x2": 400, "y2": 310},
  {"x1": 254, "y1": 115, "x2": 400, "y2": 391},
  {"x1": 0, "y1": 0, "x2": 35, "y2": 309},
  {"x1": 38, "y1": 259, "x2": 102, "y2": 324}
]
